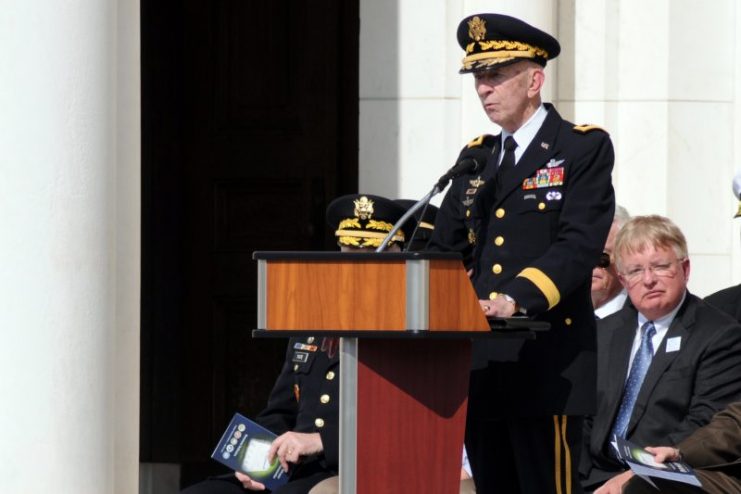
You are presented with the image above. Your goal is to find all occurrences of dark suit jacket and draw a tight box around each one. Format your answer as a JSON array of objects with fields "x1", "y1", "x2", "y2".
[
  {"x1": 705, "y1": 283, "x2": 741, "y2": 324},
  {"x1": 430, "y1": 104, "x2": 615, "y2": 416},
  {"x1": 580, "y1": 293, "x2": 741, "y2": 489},
  {"x1": 679, "y1": 402, "x2": 741, "y2": 493}
]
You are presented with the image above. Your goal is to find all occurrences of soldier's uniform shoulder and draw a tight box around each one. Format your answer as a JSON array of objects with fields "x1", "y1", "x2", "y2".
[{"x1": 464, "y1": 134, "x2": 497, "y2": 149}]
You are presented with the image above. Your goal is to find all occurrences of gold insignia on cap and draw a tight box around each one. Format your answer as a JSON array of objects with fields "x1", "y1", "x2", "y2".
[
  {"x1": 353, "y1": 196, "x2": 374, "y2": 220},
  {"x1": 367, "y1": 220, "x2": 394, "y2": 231},
  {"x1": 338, "y1": 218, "x2": 361, "y2": 230},
  {"x1": 468, "y1": 16, "x2": 487, "y2": 41}
]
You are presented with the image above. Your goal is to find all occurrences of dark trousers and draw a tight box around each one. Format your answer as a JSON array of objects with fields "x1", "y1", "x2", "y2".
[
  {"x1": 181, "y1": 464, "x2": 335, "y2": 494},
  {"x1": 466, "y1": 415, "x2": 584, "y2": 494}
]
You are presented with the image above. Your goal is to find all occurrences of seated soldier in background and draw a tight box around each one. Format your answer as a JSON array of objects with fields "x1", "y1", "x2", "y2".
[
  {"x1": 580, "y1": 215, "x2": 741, "y2": 492},
  {"x1": 704, "y1": 168, "x2": 741, "y2": 323},
  {"x1": 592, "y1": 205, "x2": 631, "y2": 319},
  {"x1": 181, "y1": 194, "x2": 409, "y2": 494}
]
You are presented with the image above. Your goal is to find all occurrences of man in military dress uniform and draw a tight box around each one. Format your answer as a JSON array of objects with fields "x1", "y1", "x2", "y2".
[
  {"x1": 429, "y1": 13, "x2": 615, "y2": 494},
  {"x1": 181, "y1": 195, "x2": 409, "y2": 494}
]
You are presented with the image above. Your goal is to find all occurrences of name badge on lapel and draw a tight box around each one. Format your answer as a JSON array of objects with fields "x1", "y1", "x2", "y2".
[{"x1": 665, "y1": 337, "x2": 681, "y2": 353}]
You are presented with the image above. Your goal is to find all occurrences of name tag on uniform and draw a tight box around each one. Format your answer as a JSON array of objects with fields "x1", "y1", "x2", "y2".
[{"x1": 665, "y1": 337, "x2": 681, "y2": 353}]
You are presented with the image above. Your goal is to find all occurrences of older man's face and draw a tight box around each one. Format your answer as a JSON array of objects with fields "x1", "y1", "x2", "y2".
[
  {"x1": 591, "y1": 221, "x2": 622, "y2": 309},
  {"x1": 618, "y1": 244, "x2": 690, "y2": 321},
  {"x1": 474, "y1": 61, "x2": 540, "y2": 132}
]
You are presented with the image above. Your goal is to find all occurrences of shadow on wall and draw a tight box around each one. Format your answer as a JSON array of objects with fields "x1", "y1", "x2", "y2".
[{"x1": 359, "y1": 0, "x2": 400, "y2": 196}]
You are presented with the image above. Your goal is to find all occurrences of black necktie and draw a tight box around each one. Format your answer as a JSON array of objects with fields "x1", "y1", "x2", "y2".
[{"x1": 495, "y1": 135, "x2": 517, "y2": 197}]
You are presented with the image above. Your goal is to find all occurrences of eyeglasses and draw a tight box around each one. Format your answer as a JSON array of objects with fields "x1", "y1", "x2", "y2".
[
  {"x1": 596, "y1": 252, "x2": 611, "y2": 269},
  {"x1": 619, "y1": 259, "x2": 686, "y2": 285}
]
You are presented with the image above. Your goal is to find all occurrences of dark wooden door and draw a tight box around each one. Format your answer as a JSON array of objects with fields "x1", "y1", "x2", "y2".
[{"x1": 140, "y1": 1, "x2": 359, "y2": 486}]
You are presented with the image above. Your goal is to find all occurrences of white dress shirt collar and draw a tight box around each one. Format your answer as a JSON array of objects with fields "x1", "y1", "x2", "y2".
[{"x1": 500, "y1": 104, "x2": 548, "y2": 165}]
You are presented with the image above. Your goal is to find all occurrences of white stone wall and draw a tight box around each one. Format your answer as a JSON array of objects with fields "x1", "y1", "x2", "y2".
[
  {"x1": 0, "y1": 1, "x2": 140, "y2": 492},
  {"x1": 360, "y1": 0, "x2": 741, "y2": 295}
]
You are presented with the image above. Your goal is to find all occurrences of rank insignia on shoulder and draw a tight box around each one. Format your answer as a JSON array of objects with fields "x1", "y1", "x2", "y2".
[
  {"x1": 573, "y1": 124, "x2": 607, "y2": 134},
  {"x1": 293, "y1": 342, "x2": 318, "y2": 352},
  {"x1": 466, "y1": 134, "x2": 486, "y2": 148},
  {"x1": 522, "y1": 167, "x2": 564, "y2": 190},
  {"x1": 469, "y1": 176, "x2": 485, "y2": 187}
]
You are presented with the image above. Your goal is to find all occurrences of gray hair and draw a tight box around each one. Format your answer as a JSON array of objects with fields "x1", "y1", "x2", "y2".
[{"x1": 614, "y1": 204, "x2": 631, "y2": 229}]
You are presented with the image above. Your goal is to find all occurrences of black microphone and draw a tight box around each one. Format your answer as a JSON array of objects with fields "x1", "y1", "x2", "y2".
[
  {"x1": 376, "y1": 147, "x2": 490, "y2": 252},
  {"x1": 435, "y1": 148, "x2": 490, "y2": 191}
]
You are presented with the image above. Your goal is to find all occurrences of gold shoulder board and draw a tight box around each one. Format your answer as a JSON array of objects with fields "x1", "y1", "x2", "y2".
[
  {"x1": 573, "y1": 124, "x2": 607, "y2": 134},
  {"x1": 466, "y1": 135, "x2": 486, "y2": 148}
]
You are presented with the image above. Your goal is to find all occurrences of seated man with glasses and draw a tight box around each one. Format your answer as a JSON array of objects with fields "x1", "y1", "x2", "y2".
[
  {"x1": 592, "y1": 205, "x2": 631, "y2": 319},
  {"x1": 579, "y1": 215, "x2": 741, "y2": 493}
]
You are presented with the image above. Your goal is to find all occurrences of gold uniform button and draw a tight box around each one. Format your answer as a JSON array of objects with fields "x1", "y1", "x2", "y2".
[
  {"x1": 466, "y1": 209, "x2": 471, "y2": 218},
  {"x1": 495, "y1": 208, "x2": 505, "y2": 218},
  {"x1": 315, "y1": 418, "x2": 325, "y2": 428},
  {"x1": 494, "y1": 236, "x2": 504, "y2": 246},
  {"x1": 326, "y1": 371, "x2": 335, "y2": 381},
  {"x1": 489, "y1": 292, "x2": 498, "y2": 300},
  {"x1": 307, "y1": 337, "x2": 315, "y2": 344},
  {"x1": 492, "y1": 264, "x2": 502, "y2": 274},
  {"x1": 293, "y1": 364, "x2": 299, "y2": 371},
  {"x1": 538, "y1": 202, "x2": 546, "y2": 210},
  {"x1": 320, "y1": 394, "x2": 330, "y2": 404},
  {"x1": 565, "y1": 318, "x2": 573, "y2": 326}
]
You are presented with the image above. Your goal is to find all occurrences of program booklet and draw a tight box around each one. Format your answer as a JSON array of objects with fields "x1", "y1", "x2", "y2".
[
  {"x1": 611, "y1": 436, "x2": 702, "y2": 489},
  {"x1": 211, "y1": 412, "x2": 289, "y2": 491}
]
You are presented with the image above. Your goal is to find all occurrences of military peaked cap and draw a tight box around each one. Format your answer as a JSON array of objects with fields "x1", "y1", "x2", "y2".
[{"x1": 457, "y1": 13, "x2": 560, "y2": 73}]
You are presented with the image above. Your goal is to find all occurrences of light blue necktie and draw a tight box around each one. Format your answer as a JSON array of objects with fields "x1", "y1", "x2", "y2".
[{"x1": 611, "y1": 321, "x2": 656, "y2": 439}]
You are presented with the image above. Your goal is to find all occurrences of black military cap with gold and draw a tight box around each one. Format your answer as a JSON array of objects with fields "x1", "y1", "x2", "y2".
[
  {"x1": 394, "y1": 200, "x2": 439, "y2": 251},
  {"x1": 326, "y1": 194, "x2": 408, "y2": 249},
  {"x1": 457, "y1": 13, "x2": 560, "y2": 73}
]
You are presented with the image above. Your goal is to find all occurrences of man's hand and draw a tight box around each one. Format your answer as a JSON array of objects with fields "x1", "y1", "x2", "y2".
[
  {"x1": 644, "y1": 446, "x2": 681, "y2": 463},
  {"x1": 480, "y1": 296, "x2": 516, "y2": 318},
  {"x1": 267, "y1": 431, "x2": 324, "y2": 472},
  {"x1": 594, "y1": 470, "x2": 634, "y2": 494},
  {"x1": 234, "y1": 472, "x2": 266, "y2": 491}
]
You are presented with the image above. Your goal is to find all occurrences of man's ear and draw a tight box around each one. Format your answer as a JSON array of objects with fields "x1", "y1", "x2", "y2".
[{"x1": 528, "y1": 67, "x2": 545, "y2": 97}]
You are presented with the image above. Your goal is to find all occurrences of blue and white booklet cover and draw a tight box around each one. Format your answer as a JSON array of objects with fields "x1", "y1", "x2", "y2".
[
  {"x1": 211, "y1": 413, "x2": 289, "y2": 490},
  {"x1": 611, "y1": 435, "x2": 702, "y2": 489}
]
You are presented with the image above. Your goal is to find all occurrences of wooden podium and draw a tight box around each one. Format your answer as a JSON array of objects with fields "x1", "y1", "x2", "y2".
[{"x1": 253, "y1": 252, "x2": 544, "y2": 493}]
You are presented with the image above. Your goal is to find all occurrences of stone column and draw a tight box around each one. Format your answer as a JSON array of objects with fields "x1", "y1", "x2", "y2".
[
  {"x1": 560, "y1": 0, "x2": 740, "y2": 294},
  {"x1": 0, "y1": 1, "x2": 140, "y2": 492}
]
